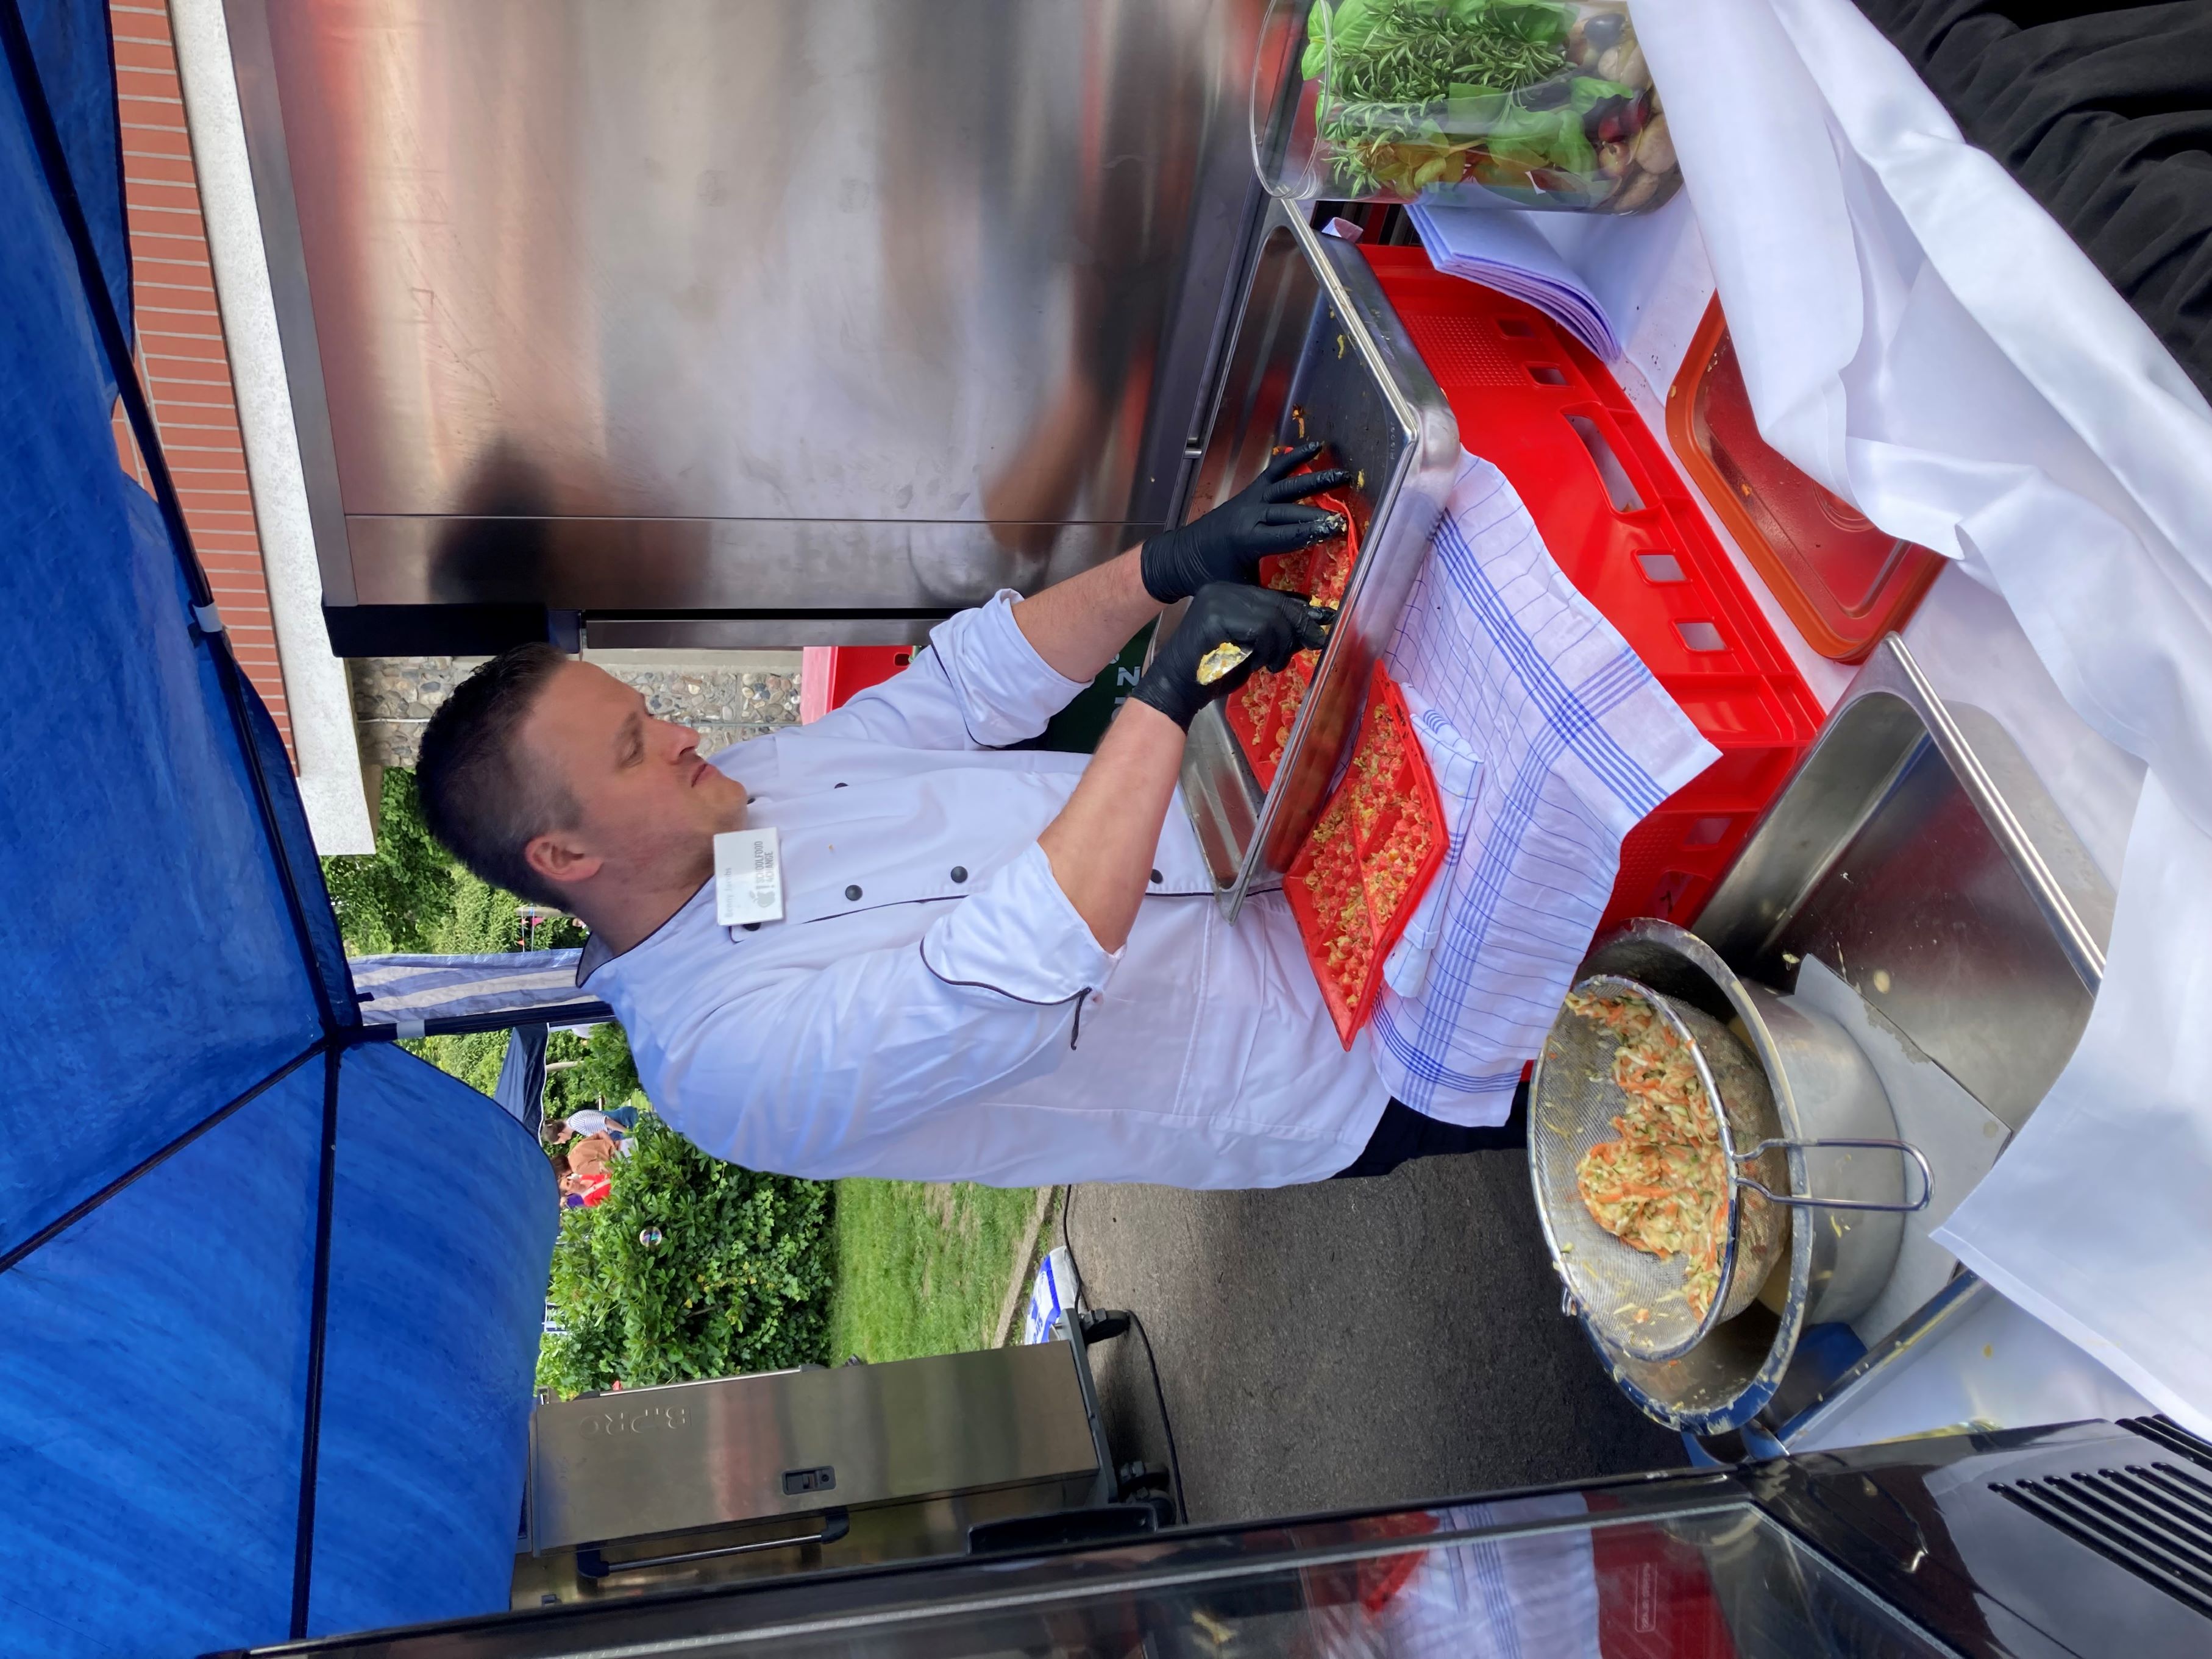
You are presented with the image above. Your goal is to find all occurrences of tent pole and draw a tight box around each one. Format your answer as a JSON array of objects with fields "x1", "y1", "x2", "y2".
[
  {"x1": 0, "y1": 1037, "x2": 328, "y2": 1276},
  {"x1": 290, "y1": 1041, "x2": 343, "y2": 1638}
]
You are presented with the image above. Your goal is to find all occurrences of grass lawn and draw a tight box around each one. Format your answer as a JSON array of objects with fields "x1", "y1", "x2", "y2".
[{"x1": 828, "y1": 1180, "x2": 1044, "y2": 1363}]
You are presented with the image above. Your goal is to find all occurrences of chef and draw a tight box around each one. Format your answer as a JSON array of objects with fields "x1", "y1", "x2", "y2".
[{"x1": 417, "y1": 446, "x2": 1525, "y2": 1188}]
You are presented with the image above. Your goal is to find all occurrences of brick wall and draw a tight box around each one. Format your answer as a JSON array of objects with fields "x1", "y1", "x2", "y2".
[{"x1": 107, "y1": 0, "x2": 293, "y2": 758}]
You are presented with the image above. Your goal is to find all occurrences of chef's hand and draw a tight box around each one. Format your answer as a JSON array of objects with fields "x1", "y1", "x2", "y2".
[
  {"x1": 1129, "y1": 583, "x2": 1332, "y2": 730},
  {"x1": 1139, "y1": 440, "x2": 1354, "y2": 603}
]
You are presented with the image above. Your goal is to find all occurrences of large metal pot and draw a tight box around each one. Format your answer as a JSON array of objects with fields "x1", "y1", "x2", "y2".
[{"x1": 1555, "y1": 920, "x2": 1926, "y2": 1434}]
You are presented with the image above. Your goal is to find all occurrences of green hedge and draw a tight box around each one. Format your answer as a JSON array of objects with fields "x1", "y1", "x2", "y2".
[{"x1": 538, "y1": 1114, "x2": 833, "y2": 1397}]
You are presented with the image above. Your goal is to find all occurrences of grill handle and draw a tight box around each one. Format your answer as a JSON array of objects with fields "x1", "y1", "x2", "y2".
[
  {"x1": 576, "y1": 1508, "x2": 850, "y2": 1581},
  {"x1": 1732, "y1": 1138, "x2": 1933, "y2": 1213}
]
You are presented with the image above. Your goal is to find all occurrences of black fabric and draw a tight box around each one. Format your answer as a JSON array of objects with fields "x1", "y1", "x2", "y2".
[
  {"x1": 1332, "y1": 1077, "x2": 1531, "y2": 1179},
  {"x1": 1855, "y1": 0, "x2": 2212, "y2": 400}
]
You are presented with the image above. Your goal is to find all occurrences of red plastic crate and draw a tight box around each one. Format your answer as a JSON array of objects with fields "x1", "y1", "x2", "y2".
[
  {"x1": 1363, "y1": 247, "x2": 1823, "y2": 934},
  {"x1": 818, "y1": 645, "x2": 912, "y2": 714},
  {"x1": 1283, "y1": 666, "x2": 1448, "y2": 1048}
]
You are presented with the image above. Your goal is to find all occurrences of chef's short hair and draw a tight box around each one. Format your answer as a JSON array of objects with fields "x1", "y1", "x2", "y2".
[{"x1": 416, "y1": 643, "x2": 577, "y2": 908}]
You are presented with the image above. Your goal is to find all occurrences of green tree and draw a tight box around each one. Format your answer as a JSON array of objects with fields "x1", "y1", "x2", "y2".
[
  {"x1": 538, "y1": 1114, "x2": 833, "y2": 1396},
  {"x1": 321, "y1": 769, "x2": 456, "y2": 953},
  {"x1": 544, "y1": 1023, "x2": 644, "y2": 1122}
]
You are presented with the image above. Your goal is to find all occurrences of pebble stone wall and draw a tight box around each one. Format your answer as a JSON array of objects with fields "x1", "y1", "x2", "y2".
[{"x1": 350, "y1": 656, "x2": 803, "y2": 770}]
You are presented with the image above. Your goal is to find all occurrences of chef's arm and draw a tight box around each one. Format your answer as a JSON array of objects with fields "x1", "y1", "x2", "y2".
[
  {"x1": 1012, "y1": 547, "x2": 1162, "y2": 685},
  {"x1": 1038, "y1": 584, "x2": 1330, "y2": 953},
  {"x1": 1037, "y1": 700, "x2": 1183, "y2": 952}
]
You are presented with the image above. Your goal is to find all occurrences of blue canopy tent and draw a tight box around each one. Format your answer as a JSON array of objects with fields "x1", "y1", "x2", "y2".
[{"x1": 0, "y1": 3, "x2": 555, "y2": 1650}]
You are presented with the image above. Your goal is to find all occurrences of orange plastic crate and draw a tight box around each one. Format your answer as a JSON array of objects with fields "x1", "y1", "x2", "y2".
[
  {"x1": 1670, "y1": 297, "x2": 1945, "y2": 663},
  {"x1": 1364, "y1": 248, "x2": 1823, "y2": 934}
]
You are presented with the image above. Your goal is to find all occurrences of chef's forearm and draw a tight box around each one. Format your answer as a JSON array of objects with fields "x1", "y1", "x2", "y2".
[
  {"x1": 1011, "y1": 546, "x2": 1162, "y2": 684},
  {"x1": 1037, "y1": 698, "x2": 1184, "y2": 953}
]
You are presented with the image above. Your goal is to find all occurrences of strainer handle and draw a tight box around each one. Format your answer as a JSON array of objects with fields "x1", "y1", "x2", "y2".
[{"x1": 1734, "y1": 1138, "x2": 1933, "y2": 1213}]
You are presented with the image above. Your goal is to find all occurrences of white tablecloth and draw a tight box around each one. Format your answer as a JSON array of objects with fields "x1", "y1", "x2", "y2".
[{"x1": 1638, "y1": 0, "x2": 2212, "y2": 1432}]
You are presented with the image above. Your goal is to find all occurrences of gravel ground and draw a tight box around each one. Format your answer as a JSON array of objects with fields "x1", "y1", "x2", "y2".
[{"x1": 1063, "y1": 1148, "x2": 1686, "y2": 1525}]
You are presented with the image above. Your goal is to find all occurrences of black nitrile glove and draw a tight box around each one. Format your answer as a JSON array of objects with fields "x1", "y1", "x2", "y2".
[
  {"x1": 1139, "y1": 440, "x2": 1354, "y2": 603},
  {"x1": 1130, "y1": 583, "x2": 1334, "y2": 730}
]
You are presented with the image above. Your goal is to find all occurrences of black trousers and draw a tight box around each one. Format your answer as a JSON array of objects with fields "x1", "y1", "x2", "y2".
[{"x1": 1332, "y1": 1075, "x2": 1529, "y2": 1179}]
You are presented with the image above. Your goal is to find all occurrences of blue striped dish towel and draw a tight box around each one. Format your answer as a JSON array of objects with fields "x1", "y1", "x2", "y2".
[
  {"x1": 1380, "y1": 683, "x2": 1482, "y2": 1001},
  {"x1": 1370, "y1": 452, "x2": 1719, "y2": 1125}
]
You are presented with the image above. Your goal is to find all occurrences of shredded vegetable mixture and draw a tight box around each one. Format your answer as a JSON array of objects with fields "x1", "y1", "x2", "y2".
[
  {"x1": 1348, "y1": 700, "x2": 1407, "y2": 840},
  {"x1": 1567, "y1": 987, "x2": 1732, "y2": 1320}
]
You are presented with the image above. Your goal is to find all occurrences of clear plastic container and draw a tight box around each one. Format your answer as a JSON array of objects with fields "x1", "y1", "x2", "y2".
[{"x1": 1251, "y1": 0, "x2": 1682, "y2": 215}]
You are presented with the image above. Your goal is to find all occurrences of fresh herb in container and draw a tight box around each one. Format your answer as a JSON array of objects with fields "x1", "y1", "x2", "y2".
[{"x1": 1296, "y1": 0, "x2": 1679, "y2": 212}]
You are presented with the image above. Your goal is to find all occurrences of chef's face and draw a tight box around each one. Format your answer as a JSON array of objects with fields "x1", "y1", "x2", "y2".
[{"x1": 520, "y1": 661, "x2": 749, "y2": 893}]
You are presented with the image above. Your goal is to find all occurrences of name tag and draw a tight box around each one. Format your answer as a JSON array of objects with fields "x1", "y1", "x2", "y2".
[{"x1": 714, "y1": 827, "x2": 784, "y2": 926}]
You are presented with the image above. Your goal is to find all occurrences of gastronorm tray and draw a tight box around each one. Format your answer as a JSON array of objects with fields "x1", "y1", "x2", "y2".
[
  {"x1": 1169, "y1": 200, "x2": 1459, "y2": 920},
  {"x1": 1282, "y1": 666, "x2": 1447, "y2": 1047},
  {"x1": 1222, "y1": 478, "x2": 1355, "y2": 792}
]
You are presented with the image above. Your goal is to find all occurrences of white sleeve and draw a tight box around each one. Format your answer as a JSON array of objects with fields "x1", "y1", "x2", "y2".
[
  {"x1": 790, "y1": 591, "x2": 1089, "y2": 752},
  {"x1": 647, "y1": 844, "x2": 1119, "y2": 1177}
]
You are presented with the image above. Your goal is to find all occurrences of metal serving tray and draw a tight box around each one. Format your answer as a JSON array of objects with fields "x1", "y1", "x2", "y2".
[{"x1": 1167, "y1": 201, "x2": 1459, "y2": 918}]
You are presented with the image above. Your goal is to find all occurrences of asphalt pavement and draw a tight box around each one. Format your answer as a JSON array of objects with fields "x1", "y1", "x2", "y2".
[{"x1": 1065, "y1": 1147, "x2": 1686, "y2": 1525}]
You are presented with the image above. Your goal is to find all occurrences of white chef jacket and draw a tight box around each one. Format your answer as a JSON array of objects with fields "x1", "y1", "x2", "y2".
[{"x1": 580, "y1": 591, "x2": 1390, "y2": 1188}]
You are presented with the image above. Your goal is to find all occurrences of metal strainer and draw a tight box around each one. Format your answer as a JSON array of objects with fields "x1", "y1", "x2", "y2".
[{"x1": 1529, "y1": 974, "x2": 1932, "y2": 1364}]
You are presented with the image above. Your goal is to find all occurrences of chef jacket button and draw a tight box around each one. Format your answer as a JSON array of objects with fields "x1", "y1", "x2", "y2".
[
  {"x1": 742, "y1": 922, "x2": 762, "y2": 933},
  {"x1": 845, "y1": 884, "x2": 863, "y2": 901},
  {"x1": 834, "y1": 781, "x2": 848, "y2": 789},
  {"x1": 950, "y1": 865, "x2": 968, "y2": 884},
  {"x1": 1149, "y1": 869, "x2": 1162, "y2": 884}
]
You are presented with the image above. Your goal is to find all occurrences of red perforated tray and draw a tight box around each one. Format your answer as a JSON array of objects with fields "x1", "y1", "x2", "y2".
[
  {"x1": 1363, "y1": 248, "x2": 1823, "y2": 935},
  {"x1": 1283, "y1": 666, "x2": 1448, "y2": 1048},
  {"x1": 1222, "y1": 484, "x2": 1356, "y2": 792}
]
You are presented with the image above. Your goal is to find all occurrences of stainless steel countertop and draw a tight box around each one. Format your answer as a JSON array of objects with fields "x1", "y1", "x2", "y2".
[
  {"x1": 1686, "y1": 636, "x2": 2118, "y2": 1441},
  {"x1": 1698, "y1": 637, "x2": 2110, "y2": 1129}
]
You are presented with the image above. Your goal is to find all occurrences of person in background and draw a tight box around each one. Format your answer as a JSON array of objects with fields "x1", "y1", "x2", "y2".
[
  {"x1": 560, "y1": 1168, "x2": 611, "y2": 1209},
  {"x1": 561, "y1": 1107, "x2": 636, "y2": 1145},
  {"x1": 564, "y1": 1131, "x2": 622, "y2": 1183}
]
